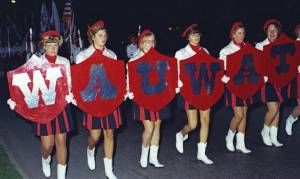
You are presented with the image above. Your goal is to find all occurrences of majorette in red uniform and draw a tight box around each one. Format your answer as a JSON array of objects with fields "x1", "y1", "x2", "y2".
[
  {"x1": 285, "y1": 23, "x2": 300, "y2": 136},
  {"x1": 7, "y1": 30, "x2": 74, "y2": 179},
  {"x1": 127, "y1": 29, "x2": 171, "y2": 168},
  {"x1": 75, "y1": 20, "x2": 120, "y2": 179},
  {"x1": 255, "y1": 19, "x2": 284, "y2": 147},
  {"x1": 219, "y1": 22, "x2": 256, "y2": 154},
  {"x1": 175, "y1": 24, "x2": 214, "y2": 164}
]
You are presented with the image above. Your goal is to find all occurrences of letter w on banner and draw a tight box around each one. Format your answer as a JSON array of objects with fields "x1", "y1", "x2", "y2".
[
  {"x1": 180, "y1": 49, "x2": 224, "y2": 110},
  {"x1": 7, "y1": 55, "x2": 69, "y2": 123},
  {"x1": 263, "y1": 33, "x2": 299, "y2": 88},
  {"x1": 226, "y1": 43, "x2": 266, "y2": 100},
  {"x1": 128, "y1": 48, "x2": 177, "y2": 112},
  {"x1": 72, "y1": 53, "x2": 126, "y2": 117}
]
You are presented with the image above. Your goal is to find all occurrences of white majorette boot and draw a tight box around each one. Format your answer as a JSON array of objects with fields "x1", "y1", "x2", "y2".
[
  {"x1": 225, "y1": 129, "x2": 236, "y2": 152},
  {"x1": 176, "y1": 131, "x2": 184, "y2": 154},
  {"x1": 103, "y1": 158, "x2": 118, "y2": 179},
  {"x1": 42, "y1": 155, "x2": 51, "y2": 177},
  {"x1": 57, "y1": 164, "x2": 67, "y2": 179},
  {"x1": 140, "y1": 145, "x2": 149, "y2": 168},
  {"x1": 236, "y1": 132, "x2": 251, "y2": 153},
  {"x1": 285, "y1": 115, "x2": 298, "y2": 136},
  {"x1": 149, "y1": 145, "x2": 164, "y2": 168},
  {"x1": 261, "y1": 124, "x2": 272, "y2": 146},
  {"x1": 183, "y1": 134, "x2": 188, "y2": 141},
  {"x1": 270, "y1": 126, "x2": 283, "y2": 147},
  {"x1": 87, "y1": 147, "x2": 95, "y2": 170},
  {"x1": 176, "y1": 131, "x2": 188, "y2": 153},
  {"x1": 197, "y1": 143, "x2": 213, "y2": 164}
]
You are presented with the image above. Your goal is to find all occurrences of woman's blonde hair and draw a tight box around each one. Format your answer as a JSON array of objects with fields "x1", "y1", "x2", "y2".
[
  {"x1": 138, "y1": 31, "x2": 156, "y2": 49},
  {"x1": 40, "y1": 35, "x2": 63, "y2": 47},
  {"x1": 87, "y1": 25, "x2": 107, "y2": 44}
]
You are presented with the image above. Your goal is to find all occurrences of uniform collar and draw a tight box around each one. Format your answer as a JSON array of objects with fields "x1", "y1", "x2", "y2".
[
  {"x1": 229, "y1": 40, "x2": 242, "y2": 50},
  {"x1": 88, "y1": 45, "x2": 107, "y2": 55},
  {"x1": 185, "y1": 44, "x2": 197, "y2": 56}
]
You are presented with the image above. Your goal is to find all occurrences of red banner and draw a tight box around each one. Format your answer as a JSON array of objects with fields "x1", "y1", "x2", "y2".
[
  {"x1": 72, "y1": 52, "x2": 126, "y2": 118},
  {"x1": 128, "y1": 48, "x2": 177, "y2": 111},
  {"x1": 7, "y1": 55, "x2": 69, "y2": 123},
  {"x1": 263, "y1": 33, "x2": 299, "y2": 88},
  {"x1": 180, "y1": 49, "x2": 224, "y2": 110},
  {"x1": 226, "y1": 43, "x2": 266, "y2": 100}
]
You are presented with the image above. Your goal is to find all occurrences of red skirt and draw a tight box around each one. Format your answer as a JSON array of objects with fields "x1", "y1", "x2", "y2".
[
  {"x1": 82, "y1": 108, "x2": 122, "y2": 130},
  {"x1": 33, "y1": 105, "x2": 74, "y2": 136}
]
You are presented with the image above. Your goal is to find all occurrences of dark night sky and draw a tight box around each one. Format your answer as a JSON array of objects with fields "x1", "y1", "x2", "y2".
[{"x1": 0, "y1": 0, "x2": 300, "y2": 58}]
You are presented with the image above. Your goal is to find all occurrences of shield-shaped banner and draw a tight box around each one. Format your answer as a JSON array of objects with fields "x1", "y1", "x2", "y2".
[
  {"x1": 179, "y1": 49, "x2": 224, "y2": 110},
  {"x1": 226, "y1": 43, "x2": 266, "y2": 100},
  {"x1": 263, "y1": 33, "x2": 299, "y2": 88},
  {"x1": 128, "y1": 48, "x2": 177, "y2": 112},
  {"x1": 296, "y1": 41, "x2": 300, "y2": 66},
  {"x1": 72, "y1": 52, "x2": 126, "y2": 118},
  {"x1": 7, "y1": 55, "x2": 69, "y2": 123}
]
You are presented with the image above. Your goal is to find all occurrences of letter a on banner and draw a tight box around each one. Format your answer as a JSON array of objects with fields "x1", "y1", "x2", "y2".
[
  {"x1": 226, "y1": 43, "x2": 266, "y2": 99},
  {"x1": 72, "y1": 52, "x2": 126, "y2": 118}
]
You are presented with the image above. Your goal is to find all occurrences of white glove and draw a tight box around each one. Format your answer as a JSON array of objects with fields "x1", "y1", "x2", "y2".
[
  {"x1": 298, "y1": 65, "x2": 300, "y2": 73},
  {"x1": 264, "y1": 76, "x2": 268, "y2": 83},
  {"x1": 7, "y1": 98, "x2": 16, "y2": 110},
  {"x1": 72, "y1": 98, "x2": 77, "y2": 106},
  {"x1": 65, "y1": 93, "x2": 74, "y2": 103},
  {"x1": 175, "y1": 87, "x2": 180, "y2": 94},
  {"x1": 128, "y1": 92, "x2": 134, "y2": 100},
  {"x1": 178, "y1": 80, "x2": 183, "y2": 88},
  {"x1": 221, "y1": 75, "x2": 230, "y2": 84},
  {"x1": 123, "y1": 92, "x2": 128, "y2": 101}
]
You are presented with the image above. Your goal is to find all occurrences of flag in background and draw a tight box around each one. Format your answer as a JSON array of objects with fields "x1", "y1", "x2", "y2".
[
  {"x1": 62, "y1": 0, "x2": 76, "y2": 42},
  {"x1": 49, "y1": 0, "x2": 60, "y2": 33},
  {"x1": 40, "y1": 0, "x2": 49, "y2": 33},
  {"x1": 62, "y1": 0, "x2": 80, "y2": 63}
]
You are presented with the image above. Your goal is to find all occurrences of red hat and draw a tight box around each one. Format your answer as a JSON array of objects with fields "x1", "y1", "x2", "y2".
[
  {"x1": 182, "y1": 24, "x2": 198, "y2": 38},
  {"x1": 263, "y1": 19, "x2": 281, "y2": 32},
  {"x1": 87, "y1": 20, "x2": 105, "y2": 35},
  {"x1": 230, "y1": 22, "x2": 244, "y2": 39},
  {"x1": 41, "y1": 30, "x2": 60, "y2": 39},
  {"x1": 40, "y1": 30, "x2": 63, "y2": 46},
  {"x1": 138, "y1": 29, "x2": 152, "y2": 45},
  {"x1": 294, "y1": 24, "x2": 300, "y2": 35}
]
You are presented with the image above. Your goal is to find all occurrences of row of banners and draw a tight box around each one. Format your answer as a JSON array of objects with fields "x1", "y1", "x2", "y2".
[{"x1": 7, "y1": 33, "x2": 300, "y2": 123}]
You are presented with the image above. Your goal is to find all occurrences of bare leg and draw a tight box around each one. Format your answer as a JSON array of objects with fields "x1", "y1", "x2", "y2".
[
  {"x1": 87, "y1": 129, "x2": 101, "y2": 150},
  {"x1": 103, "y1": 129, "x2": 114, "y2": 159},
  {"x1": 55, "y1": 134, "x2": 67, "y2": 165},
  {"x1": 142, "y1": 120, "x2": 154, "y2": 147},
  {"x1": 41, "y1": 135, "x2": 55, "y2": 159},
  {"x1": 199, "y1": 109, "x2": 210, "y2": 143},
  {"x1": 264, "y1": 102, "x2": 279, "y2": 126},
  {"x1": 181, "y1": 109, "x2": 198, "y2": 136},
  {"x1": 150, "y1": 120, "x2": 161, "y2": 146},
  {"x1": 237, "y1": 107, "x2": 247, "y2": 133}
]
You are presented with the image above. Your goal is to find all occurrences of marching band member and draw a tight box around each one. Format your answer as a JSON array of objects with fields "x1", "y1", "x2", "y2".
[
  {"x1": 75, "y1": 20, "x2": 120, "y2": 179},
  {"x1": 285, "y1": 23, "x2": 300, "y2": 135},
  {"x1": 219, "y1": 22, "x2": 254, "y2": 153},
  {"x1": 126, "y1": 34, "x2": 138, "y2": 60},
  {"x1": 127, "y1": 29, "x2": 170, "y2": 168},
  {"x1": 8, "y1": 30, "x2": 74, "y2": 179},
  {"x1": 255, "y1": 19, "x2": 283, "y2": 147},
  {"x1": 175, "y1": 24, "x2": 213, "y2": 164}
]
